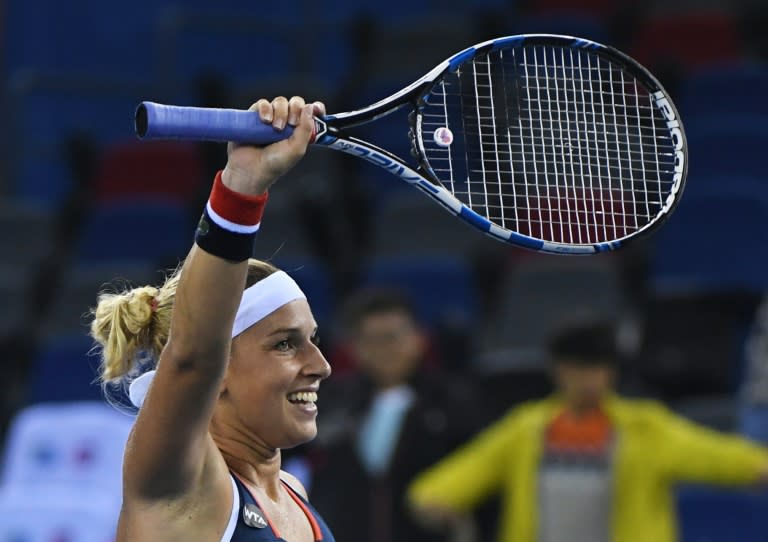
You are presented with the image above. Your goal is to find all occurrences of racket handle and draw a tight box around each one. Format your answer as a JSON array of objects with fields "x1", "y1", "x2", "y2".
[{"x1": 135, "y1": 102, "x2": 295, "y2": 144}]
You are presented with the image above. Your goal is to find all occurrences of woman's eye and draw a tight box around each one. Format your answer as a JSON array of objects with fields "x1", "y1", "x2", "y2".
[
  {"x1": 275, "y1": 339, "x2": 292, "y2": 352},
  {"x1": 310, "y1": 334, "x2": 321, "y2": 347}
]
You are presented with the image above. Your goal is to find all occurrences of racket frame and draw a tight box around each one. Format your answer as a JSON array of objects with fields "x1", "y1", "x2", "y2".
[
  {"x1": 136, "y1": 34, "x2": 687, "y2": 254},
  {"x1": 314, "y1": 34, "x2": 687, "y2": 254}
]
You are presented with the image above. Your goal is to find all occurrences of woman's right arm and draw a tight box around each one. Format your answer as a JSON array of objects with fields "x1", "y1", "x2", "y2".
[{"x1": 123, "y1": 97, "x2": 319, "y2": 499}]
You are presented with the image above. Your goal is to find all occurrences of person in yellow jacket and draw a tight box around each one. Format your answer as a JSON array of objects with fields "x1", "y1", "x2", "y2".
[{"x1": 408, "y1": 322, "x2": 768, "y2": 542}]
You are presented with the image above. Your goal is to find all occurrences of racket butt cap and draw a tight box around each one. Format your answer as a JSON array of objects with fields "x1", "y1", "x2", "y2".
[{"x1": 135, "y1": 103, "x2": 149, "y2": 139}]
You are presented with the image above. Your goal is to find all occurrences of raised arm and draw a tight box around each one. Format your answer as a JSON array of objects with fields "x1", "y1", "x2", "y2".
[
  {"x1": 652, "y1": 404, "x2": 768, "y2": 485},
  {"x1": 93, "y1": 97, "x2": 321, "y2": 500}
]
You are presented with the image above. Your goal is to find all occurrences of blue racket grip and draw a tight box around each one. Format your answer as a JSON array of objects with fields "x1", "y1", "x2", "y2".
[{"x1": 135, "y1": 101, "x2": 295, "y2": 144}]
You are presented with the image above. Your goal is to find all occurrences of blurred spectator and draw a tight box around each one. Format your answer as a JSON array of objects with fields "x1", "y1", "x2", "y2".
[
  {"x1": 408, "y1": 321, "x2": 768, "y2": 542},
  {"x1": 741, "y1": 295, "x2": 768, "y2": 444},
  {"x1": 307, "y1": 289, "x2": 483, "y2": 542}
]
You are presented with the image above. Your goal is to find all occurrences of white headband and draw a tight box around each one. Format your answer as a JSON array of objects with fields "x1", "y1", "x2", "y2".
[{"x1": 129, "y1": 271, "x2": 306, "y2": 408}]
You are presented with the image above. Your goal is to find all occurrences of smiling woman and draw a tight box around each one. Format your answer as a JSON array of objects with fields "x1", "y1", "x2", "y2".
[{"x1": 88, "y1": 96, "x2": 336, "y2": 542}]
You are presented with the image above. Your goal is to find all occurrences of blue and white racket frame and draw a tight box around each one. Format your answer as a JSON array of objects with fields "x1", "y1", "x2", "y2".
[
  {"x1": 135, "y1": 34, "x2": 687, "y2": 255},
  {"x1": 313, "y1": 35, "x2": 685, "y2": 255}
]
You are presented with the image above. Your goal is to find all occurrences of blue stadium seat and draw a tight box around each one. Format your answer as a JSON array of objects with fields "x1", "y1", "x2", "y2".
[
  {"x1": 26, "y1": 335, "x2": 104, "y2": 403},
  {"x1": 685, "y1": 121, "x2": 767, "y2": 180},
  {"x1": 683, "y1": 175, "x2": 767, "y2": 204},
  {"x1": 42, "y1": 261, "x2": 161, "y2": 337},
  {"x1": 360, "y1": 257, "x2": 477, "y2": 327},
  {"x1": 175, "y1": 0, "x2": 302, "y2": 19},
  {"x1": 679, "y1": 65, "x2": 768, "y2": 118},
  {"x1": 9, "y1": 78, "x2": 141, "y2": 205},
  {"x1": 677, "y1": 486, "x2": 768, "y2": 542},
  {"x1": 651, "y1": 192, "x2": 768, "y2": 293},
  {"x1": 160, "y1": 11, "x2": 302, "y2": 99},
  {"x1": 75, "y1": 201, "x2": 191, "y2": 264},
  {"x1": 5, "y1": 0, "x2": 153, "y2": 77},
  {"x1": 511, "y1": 13, "x2": 609, "y2": 43}
]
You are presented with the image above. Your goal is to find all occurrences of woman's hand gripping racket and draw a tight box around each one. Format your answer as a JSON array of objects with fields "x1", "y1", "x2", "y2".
[{"x1": 135, "y1": 34, "x2": 687, "y2": 254}]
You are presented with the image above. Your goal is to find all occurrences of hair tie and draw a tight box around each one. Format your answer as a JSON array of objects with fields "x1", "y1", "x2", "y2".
[{"x1": 150, "y1": 298, "x2": 159, "y2": 312}]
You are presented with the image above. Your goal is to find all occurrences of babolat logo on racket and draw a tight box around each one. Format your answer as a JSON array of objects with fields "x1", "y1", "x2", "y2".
[{"x1": 653, "y1": 91, "x2": 686, "y2": 190}]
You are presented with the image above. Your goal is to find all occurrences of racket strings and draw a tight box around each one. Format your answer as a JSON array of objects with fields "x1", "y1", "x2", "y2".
[{"x1": 419, "y1": 44, "x2": 678, "y2": 245}]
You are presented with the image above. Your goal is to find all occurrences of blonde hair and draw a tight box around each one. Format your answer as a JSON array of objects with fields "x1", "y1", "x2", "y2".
[{"x1": 90, "y1": 259, "x2": 279, "y2": 385}]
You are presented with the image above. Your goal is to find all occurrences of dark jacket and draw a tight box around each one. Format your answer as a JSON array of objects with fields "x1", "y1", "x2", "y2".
[{"x1": 306, "y1": 369, "x2": 484, "y2": 542}]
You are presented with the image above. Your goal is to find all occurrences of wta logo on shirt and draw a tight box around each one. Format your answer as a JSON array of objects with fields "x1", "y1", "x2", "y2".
[{"x1": 243, "y1": 504, "x2": 268, "y2": 529}]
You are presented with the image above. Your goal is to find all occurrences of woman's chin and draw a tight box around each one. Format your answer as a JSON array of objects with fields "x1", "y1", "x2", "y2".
[{"x1": 280, "y1": 424, "x2": 318, "y2": 449}]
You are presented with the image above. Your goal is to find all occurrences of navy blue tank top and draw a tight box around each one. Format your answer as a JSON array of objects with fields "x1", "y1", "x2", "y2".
[{"x1": 227, "y1": 473, "x2": 335, "y2": 542}]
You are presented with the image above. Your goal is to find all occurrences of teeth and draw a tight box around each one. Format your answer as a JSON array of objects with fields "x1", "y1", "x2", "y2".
[{"x1": 288, "y1": 391, "x2": 318, "y2": 403}]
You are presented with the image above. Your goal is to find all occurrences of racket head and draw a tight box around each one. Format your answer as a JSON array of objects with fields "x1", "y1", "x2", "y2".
[{"x1": 408, "y1": 34, "x2": 687, "y2": 254}]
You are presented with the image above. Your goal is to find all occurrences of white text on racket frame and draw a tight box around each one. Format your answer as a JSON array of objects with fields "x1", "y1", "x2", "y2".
[
  {"x1": 331, "y1": 140, "x2": 422, "y2": 183},
  {"x1": 652, "y1": 91, "x2": 685, "y2": 205}
]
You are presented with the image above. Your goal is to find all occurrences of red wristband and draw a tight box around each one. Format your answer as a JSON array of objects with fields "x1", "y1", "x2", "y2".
[{"x1": 208, "y1": 170, "x2": 268, "y2": 228}]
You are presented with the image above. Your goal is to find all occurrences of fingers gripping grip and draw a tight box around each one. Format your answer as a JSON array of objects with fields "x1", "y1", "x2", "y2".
[{"x1": 135, "y1": 102, "x2": 321, "y2": 144}]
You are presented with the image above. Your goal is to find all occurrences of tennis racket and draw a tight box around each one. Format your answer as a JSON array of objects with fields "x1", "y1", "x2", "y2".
[{"x1": 135, "y1": 34, "x2": 687, "y2": 255}]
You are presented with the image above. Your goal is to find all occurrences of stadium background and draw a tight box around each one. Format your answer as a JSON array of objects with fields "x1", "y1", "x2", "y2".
[{"x1": 0, "y1": 0, "x2": 767, "y2": 539}]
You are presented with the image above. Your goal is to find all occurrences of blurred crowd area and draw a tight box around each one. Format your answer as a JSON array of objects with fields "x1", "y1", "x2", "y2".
[{"x1": 1, "y1": 0, "x2": 768, "y2": 540}]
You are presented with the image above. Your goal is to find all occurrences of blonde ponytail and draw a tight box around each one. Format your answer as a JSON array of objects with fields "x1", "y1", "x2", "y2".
[
  {"x1": 90, "y1": 258, "x2": 278, "y2": 384},
  {"x1": 90, "y1": 274, "x2": 178, "y2": 382}
]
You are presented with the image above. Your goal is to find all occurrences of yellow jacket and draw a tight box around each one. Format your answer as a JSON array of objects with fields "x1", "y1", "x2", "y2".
[{"x1": 408, "y1": 396, "x2": 768, "y2": 542}]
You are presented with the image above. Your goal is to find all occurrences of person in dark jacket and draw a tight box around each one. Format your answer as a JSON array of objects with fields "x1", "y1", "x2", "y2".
[{"x1": 307, "y1": 289, "x2": 482, "y2": 542}]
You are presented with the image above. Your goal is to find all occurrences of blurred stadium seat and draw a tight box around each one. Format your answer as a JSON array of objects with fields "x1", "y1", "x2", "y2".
[
  {"x1": 0, "y1": 264, "x2": 31, "y2": 334},
  {"x1": 8, "y1": 76, "x2": 142, "y2": 206},
  {"x1": 0, "y1": 202, "x2": 54, "y2": 267},
  {"x1": 360, "y1": 257, "x2": 478, "y2": 328},
  {"x1": 42, "y1": 261, "x2": 160, "y2": 337},
  {"x1": 74, "y1": 200, "x2": 191, "y2": 264},
  {"x1": 4, "y1": 0, "x2": 153, "y2": 78},
  {"x1": 650, "y1": 191, "x2": 768, "y2": 293},
  {"x1": 636, "y1": 291, "x2": 758, "y2": 400},
  {"x1": 479, "y1": 257, "x2": 627, "y2": 363},
  {"x1": 156, "y1": 9, "x2": 303, "y2": 101},
  {"x1": 1, "y1": 402, "x2": 132, "y2": 494},
  {"x1": 677, "y1": 486, "x2": 768, "y2": 542},
  {"x1": 525, "y1": 0, "x2": 615, "y2": 16},
  {"x1": 512, "y1": 13, "x2": 609, "y2": 43},
  {"x1": 630, "y1": 11, "x2": 744, "y2": 69},
  {"x1": 685, "y1": 122, "x2": 766, "y2": 180},
  {"x1": 25, "y1": 334, "x2": 104, "y2": 403},
  {"x1": 93, "y1": 141, "x2": 205, "y2": 203},
  {"x1": 678, "y1": 65, "x2": 768, "y2": 118},
  {"x1": 370, "y1": 194, "x2": 491, "y2": 257},
  {"x1": 0, "y1": 485, "x2": 120, "y2": 542}
]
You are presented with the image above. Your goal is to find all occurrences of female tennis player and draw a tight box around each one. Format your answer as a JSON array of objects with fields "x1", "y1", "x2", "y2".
[{"x1": 90, "y1": 96, "x2": 335, "y2": 542}]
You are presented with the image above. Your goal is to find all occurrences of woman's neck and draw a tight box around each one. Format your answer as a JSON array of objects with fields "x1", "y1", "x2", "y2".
[{"x1": 212, "y1": 429, "x2": 283, "y2": 500}]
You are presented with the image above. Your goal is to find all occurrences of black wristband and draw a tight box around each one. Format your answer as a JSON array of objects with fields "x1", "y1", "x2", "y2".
[{"x1": 194, "y1": 207, "x2": 257, "y2": 262}]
